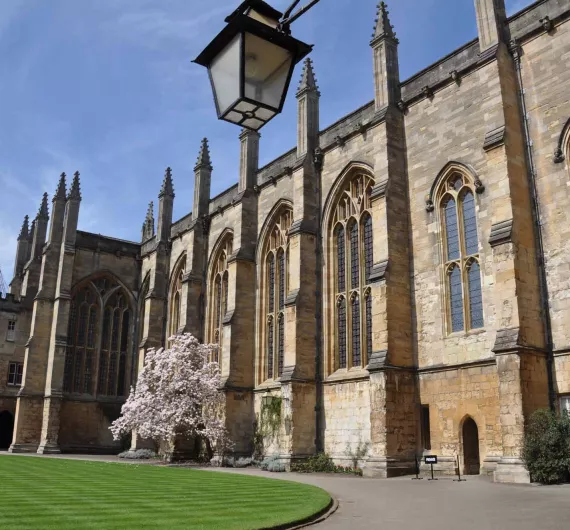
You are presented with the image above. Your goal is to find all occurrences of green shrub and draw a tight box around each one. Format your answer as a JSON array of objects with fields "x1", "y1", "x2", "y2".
[{"x1": 522, "y1": 409, "x2": 570, "y2": 484}]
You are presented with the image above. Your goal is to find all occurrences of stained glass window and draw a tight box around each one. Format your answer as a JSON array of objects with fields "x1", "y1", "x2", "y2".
[
  {"x1": 352, "y1": 296, "x2": 361, "y2": 366},
  {"x1": 363, "y1": 215, "x2": 373, "y2": 283},
  {"x1": 444, "y1": 198, "x2": 460, "y2": 260},
  {"x1": 366, "y1": 294, "x2": 373, "y2": 360},
  {"x1": 331, "y1": 173, "x2": 374, "y2": 371},
  {"x1": 107, "y1": 352, "x2": 117, "y2": 396},
  {"x1": 279, "y1": 251, "x2": 286, "y2": 311},
  {"x1": 223, "y1": 274, "x2": 229, "y2": 315},
  {"x1": 63, "y1": 348, "x2": 73, "y2": 392},
  {"x1": 73, "y1": 350, "x2": 83, "y2": 393},
  {"x1": 440, "y1": 173, "x2": 484, "y2": 333},
  {"x1": 87, "y1": 306, "x2": 97, "y2": 348},
  {"x1": 98, "y1": 353, "x2": 107, "y2": 394},
  {"x1": 462, "y1": 191, "x2": 478, "y2": 256},
  {"x1": 262, "y1": 210, "x2": 292, "y2": 381},
  {"x1": 118, "y1": 353, "x2": 127, "y2": 396},
  {"x1": 267, "y1": 318, "x2": 274, "y2": 380},
  {"x1": 350, "y1": 222, "x2": 360, "y2": 289},
  {"x1": 337, "y1": 226, "x2": 346, "y2": 293},
  {"x1": 215, "y1": 278, "x2": 222, "y2": 341},
  {"x1": 268, "y1": 254, "x2": 275, "y2": 313},
  {"x1": 449, "y1": 266, "x2": 464, "y2": 333},
  {"x1": 278, "y1": 316, "x2": 284, "y2": 377},
  {"x1": 209, "y1": 238, "x2": 232, "y2": 362},
  {"x1": 83, "y1": 352, "x2": 92, "y2": 394},
  {"x1": 77, "y1": 305, "x2": 87, "y2": 347},
  {"x1": 468, "y1": 262, "x2": 484, "y2": 329},
  {"x1": 338, "y1": 298, "x2": 347, "y2": 369}
]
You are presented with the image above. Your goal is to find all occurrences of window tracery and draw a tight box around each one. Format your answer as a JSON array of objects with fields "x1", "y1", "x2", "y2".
[
  {"x1": 169, "y1": 257, "x2": 185, "y2": 339},
  {"x1": 208, "y1": 236, "x2": 233, "y2": 363},
  {"x1": 439, "y1": 172, "x2": 484, "y2": 333},
  {"x1": 64, "y1": 276, "x2": 133, "y2": 397},
  {"x1": 331, "y1": 173, "x2": 374, "y2": 370},
  {"x1": 262, "y1": 209, "x2": 292, "y2": 381}
]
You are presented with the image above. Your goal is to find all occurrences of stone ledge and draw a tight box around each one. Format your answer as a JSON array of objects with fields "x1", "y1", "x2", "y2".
[{"x1": 489, "y1": 219, "x2": 513, "y2": 247}]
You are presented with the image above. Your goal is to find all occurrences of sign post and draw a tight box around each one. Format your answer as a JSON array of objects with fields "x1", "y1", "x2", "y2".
[
  {"x1": 454, "y1": 455, "x2": 466, "y2": 482},
  {"x1": 412, "y1": 455, "x2": 423, "y2": 480},
  {"x1": 425, "y1": 455, "x2": 438, "y2": 481}
]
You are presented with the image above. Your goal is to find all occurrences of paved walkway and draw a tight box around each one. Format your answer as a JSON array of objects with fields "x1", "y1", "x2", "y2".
[{"x1": 2, "y1": 452, "x2": 569, "y2": 529}]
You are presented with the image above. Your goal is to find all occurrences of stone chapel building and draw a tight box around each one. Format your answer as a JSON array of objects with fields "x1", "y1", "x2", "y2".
[{"x1": 2, "y1": 0, "x2": 570, "y2": 483}]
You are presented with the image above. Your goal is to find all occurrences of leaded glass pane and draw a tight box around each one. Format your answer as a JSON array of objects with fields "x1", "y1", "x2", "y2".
[
  {"x1": 366, "y1": 295, "x2": 373, "y2": 361},
  {"x1": 67, "y1": 301, "x2": 76, "y2": 345},
  {"x1": 77, "y1": 304, "x2": 88, "y2": 347},
  {"x1": 223, "y1": 274, "x2": 229, "y2": 315},
  {"x1": 468, "y1": 262, "x2": 484, "y2": 329},
  {"x1": 108, "y1": 352, "x2": 117, "y2": 396},
  {"x1": 73, "y1": 351, "x2": 83, "y2": 393},
  {"x1": 338, "y1": 298, "x2": 347, "y2": 369},
  {"x1": 118, "y1": 353, "x2": 127, "y2": 396},
  {"x1": 337, "y1": 226, "x2": 346, "y2": 293},
  {"x1": 352, "y1": 297, "x2": 361, "y2": 366},
  {"x1": 98, "y1": 353, "x2": 107, "y2": 394},
  {"x1": 121, "y1": 311, "x2": 130, "y2": 353},
  {"x1": 268, "y1": 254, "x2": 275, "y2": 313},
  {"x1": 215, "y1": 277, "x2": 222, "y2": 331},
  {"x1": 102, "y1": 308, "x2": 111, "y2": 351},
  {"x1": 111, "y1": 309, "x2": 120, "y2": 351},
  {"x1": 83, "y1": 352, "x2": 93, "y2": 394},
  {"x1": 350, "y1": 222, "x2": 360, "y2": 289},
  {"x1": 449, "y1": 266, "x2": 464, "y2": 332},
  {"x1": 279, "y1": 251, "x2": 285, "y2": 311},
  {"x1": 278, "y1": 317, "x2": 284, "y2": 377},
  {"x1": 87, "y1": 306, "x2": 97, "y2": 348},
  {"x1": 363, "y1": 215, "x2": 373, "y2": 284},
  {"x1": 444, "y1": 198, "x2": 460, "y2": 261},
  {"x1": 267, "y1": 319, "x2": 274, "y2": 380},
  {"x1": 63, "y1": 348, "x2": 73, "y2": 392},
  {"x1": 462, "y1": 191, "x2": 478, "y2": 256}
]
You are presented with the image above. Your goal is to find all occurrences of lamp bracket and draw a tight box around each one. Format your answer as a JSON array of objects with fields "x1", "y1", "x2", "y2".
[{"x1": 279, "y1": 0, "x2": 321, "y2": 33}]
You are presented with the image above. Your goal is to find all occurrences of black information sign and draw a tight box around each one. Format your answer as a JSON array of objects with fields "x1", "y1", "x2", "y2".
[{"x1": 425, "y1": 455, "x2": 438, "y2": 480}]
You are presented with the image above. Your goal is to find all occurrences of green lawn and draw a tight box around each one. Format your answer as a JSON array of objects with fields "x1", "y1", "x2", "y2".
[{"x1": 0, "y1": 456, "x2": 331, "y2": 530}]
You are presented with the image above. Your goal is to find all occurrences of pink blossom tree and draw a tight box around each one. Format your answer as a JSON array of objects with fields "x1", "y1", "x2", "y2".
[{"x1": 110, "y1": 333, "x2": 229, "y2": 457}]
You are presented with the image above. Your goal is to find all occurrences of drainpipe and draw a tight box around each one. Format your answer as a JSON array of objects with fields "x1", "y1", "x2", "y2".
[
  {"x1": 510, "y1": 39, "x2": 556, "y2": 411},
  {"x1": 314, "y1": 147, "x2": 324, "y2": 453}
]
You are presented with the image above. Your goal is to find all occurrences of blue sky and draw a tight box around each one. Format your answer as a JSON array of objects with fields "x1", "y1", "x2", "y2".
[{"x1": 0, "y1": 0, "x2": 531, "y2": 286}]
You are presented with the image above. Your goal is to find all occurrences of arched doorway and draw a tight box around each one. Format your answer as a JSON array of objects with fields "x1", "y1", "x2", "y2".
[
  {"x1": 462, "y1": 417, "x2": 480, "y2": 475},
  {"x1": 0, "y1": 410, "x2": 14, "y2": 449}
]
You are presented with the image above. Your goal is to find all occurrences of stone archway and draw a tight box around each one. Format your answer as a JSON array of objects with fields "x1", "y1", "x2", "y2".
[
  {"x1": 462, "y1": 416, "x2": 480, "y2": 475},
  {"x1": 0, "y1": 410, "x2": 14, "y2": 449}
]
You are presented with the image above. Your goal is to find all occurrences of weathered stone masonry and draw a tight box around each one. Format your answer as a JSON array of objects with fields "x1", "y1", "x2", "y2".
[{"x1": 2, "y1": 0, "x2": 570, "y2": 483}]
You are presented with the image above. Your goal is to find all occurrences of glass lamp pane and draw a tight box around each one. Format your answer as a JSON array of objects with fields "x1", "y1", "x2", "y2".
[
  {"x1": 209, "y1": 34, "x2": 241, "y2": 115},
  {"x1": 244, "y1": 32, "x2": 293, "y2": 109}
]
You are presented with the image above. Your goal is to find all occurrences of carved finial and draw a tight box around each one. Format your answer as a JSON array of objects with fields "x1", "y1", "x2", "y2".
[
  {"x1": 146, "y1": 201, "x2": 154, "y2": 222},
  {"x1": 37, "y1": 192, "x2": 49, "y2": 220},
  {"x1": 68, "y1": 171, "x2": 82, "y2": 201},
  {"x1": 142, "y1": 201, "x2": 155, "y2": 240},
  {"x1": 54, "y1": 172, "x2": 67, "y2": 201},
  {"x1": 18, "y1": 215, "x2": 29, "y2": 241},
  {"x1": 159, "y1": 167, "x2": 175, "y2": 198},
  {"x1": 28, "y1": 219, "x2": 36, "y2": 242},
  {"x1": 297, "y1": 57, "x2": 319, "y2": 96},
  {"x1": 195, "y1": 138, "x2": 212, "y2": 170},
  {"x1": 372, "y1": 2, "x2": 398, "y2": 43}
]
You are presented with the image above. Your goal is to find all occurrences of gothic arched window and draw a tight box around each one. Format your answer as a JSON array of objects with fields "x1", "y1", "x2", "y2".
[
  {"x1": 64, "y1": 276, "x2": 134, "y2": 397},
  {"x1": 440, "y1": 172, "x2": 484, "y2": 333},
  {"x1": 331, "y1": 173, "x2": 374, "y2": 370},
  {"x1": 208, "y1": 236, "x2": 232, "y2": 362},
  {"x1": 262, "y1": 209, "x2": 292, "y2": 381},
  {"x1": 169, "y1": 257, "x2": 186, "y2": 339}
]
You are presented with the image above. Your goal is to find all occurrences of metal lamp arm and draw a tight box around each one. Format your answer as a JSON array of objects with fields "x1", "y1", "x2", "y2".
[{"x1": 280, "y1": 0, "x2": 321, "y2": 30}]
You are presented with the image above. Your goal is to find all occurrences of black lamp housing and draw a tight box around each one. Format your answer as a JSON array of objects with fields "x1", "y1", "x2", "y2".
[{"x1": 193, "y1": 0, "x2": 313, "y2": 131}]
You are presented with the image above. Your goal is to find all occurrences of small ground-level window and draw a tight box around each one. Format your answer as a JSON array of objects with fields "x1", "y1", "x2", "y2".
[
  {"x1": 421, "y1": 405, "x2": 431, "y2": 450},
  {"x1": 6, "y1": 320, "x2": 16, "y2": 342},
  {"x1": 7, "y1": 362, "x2": 23, "y2": 386},
  {"x1": 560, "y1": 395, "x2": 570, "y2": 416}
]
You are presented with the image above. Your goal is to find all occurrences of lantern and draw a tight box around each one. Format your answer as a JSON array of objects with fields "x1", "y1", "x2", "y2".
[{"x1": 193, "y1": 0, "x2": 313, "y2": 130}]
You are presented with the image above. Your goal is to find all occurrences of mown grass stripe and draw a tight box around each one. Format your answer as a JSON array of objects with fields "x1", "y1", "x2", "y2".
[{"x1": 0, "y1": 456, "x2": 330, "y2": 530}]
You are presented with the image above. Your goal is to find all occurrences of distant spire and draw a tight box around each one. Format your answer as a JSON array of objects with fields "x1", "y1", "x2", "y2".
[
  {"x1": 297, "y1": 57, "x2": 319, "y2": 96},
  {"x1": 37, "y1": 193, "x2": 49, "y2": 220},
  {"x1": 195, "y1": 138, "x2": 212, "y2": 171},
  {"x1": 28, "y1": 219, "x2": 36, "y2": 242},
  {"x1": 18, "y1": 215, "x2": 29, "y2": 241},
  {"x1": 372, "y1": 2, "x2": 398, "y2": 42},
  {"x1": 54, "y1": 172, "x2": 67, "y2": 201},
  {"x1": 159, "y1": 167, "x2": 175, "y2": 198},
  {"x1": 141, "y1": 201, "x2": 155, "y2": 241},
  {"x1": 68, "y1": 171, "x2": 82, "y2": 201}
]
